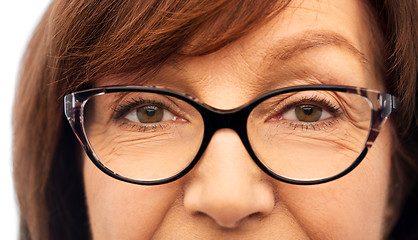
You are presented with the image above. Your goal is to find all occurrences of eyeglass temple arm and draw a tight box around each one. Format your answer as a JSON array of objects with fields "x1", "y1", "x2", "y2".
[
  {"x1": 380, "y1": 93, "x2": 399, "y2": 119},
  {"x1": 64, "y1": 93, "x2": 89, "y2": 147},
  {"x1": 366, "y1": 93, "x2": 398, "y2": 146},
  {"x1": 391, "y1": 95, "x2": 400, "y2": 111}
]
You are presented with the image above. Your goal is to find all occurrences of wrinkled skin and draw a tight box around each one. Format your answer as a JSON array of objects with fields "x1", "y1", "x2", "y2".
[{"x1": 84, "y1": 0, "x2": 393, "y2": 239}]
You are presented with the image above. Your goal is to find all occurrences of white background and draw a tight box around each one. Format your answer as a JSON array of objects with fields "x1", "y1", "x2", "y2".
[{"x1": 1, "y1": 1, "x2": 51, "y2": 238}]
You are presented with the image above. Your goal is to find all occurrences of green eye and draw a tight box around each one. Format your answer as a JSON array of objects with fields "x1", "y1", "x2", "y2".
[
  {"x1": 295, "y1": 105, "x2": 323, "y2": 122},
  {"x1": 282, "y1": 104, "x2": 331, "y2": 122},
  {"x1": 124, "y1": 104, "x2": 177, "y2": 124},
  {"x1": 136, "y1": 106, "x2": 164, "y2": 123}
]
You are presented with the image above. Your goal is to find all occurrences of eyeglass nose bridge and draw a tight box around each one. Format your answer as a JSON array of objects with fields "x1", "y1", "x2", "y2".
[
  {"x1": 196, "y1": 106, "x2": 281, "y2": 182},
  {"x1": 197, "y1": 107, "x2": 256, "y2": 163},
  {"x1": 203, "y1": 107, "x2": 250, "y2": 136}
]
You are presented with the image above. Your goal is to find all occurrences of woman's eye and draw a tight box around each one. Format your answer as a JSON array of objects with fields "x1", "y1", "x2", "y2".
[
  {"x1": 125, "y1": 105, "x2": 176, "y2": 123},
  {"x1": 282, "y1": 104, "x2": 332, "y2": 122}
]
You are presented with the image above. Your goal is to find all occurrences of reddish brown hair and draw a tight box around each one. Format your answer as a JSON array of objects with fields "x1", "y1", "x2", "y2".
[{"x1": 13, "y1": 0, "x2": 417, "y2": 239}]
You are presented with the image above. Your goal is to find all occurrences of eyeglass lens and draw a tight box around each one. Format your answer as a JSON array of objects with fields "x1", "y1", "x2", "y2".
[
  {"x1": 84, "y1": 92, "x2": 205, "y2": 181},
  {"x1": 247, "y1": 90, "x2": 370, "y2": 181},
  {"x1": 83, "y1": 90, "x2": 371, "y2": 182}
]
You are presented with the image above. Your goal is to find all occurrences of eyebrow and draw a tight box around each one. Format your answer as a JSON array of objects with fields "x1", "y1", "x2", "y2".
[
  {"x1": 266, "y1": 30, "x2": 368, "y2": 65},
  {"x1": 102, "y1": 31, "x2": 369, "y2": 88}
]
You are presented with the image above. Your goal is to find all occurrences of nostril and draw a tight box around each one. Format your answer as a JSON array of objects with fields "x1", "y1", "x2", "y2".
[
  {"x1": 248, "y1": 212, "x2": 264, "y2": 220},
  {"x1": 186, "y1": 197, "x2": 273, "y2": 229},
  {"x1": 192, "y1": 208, "x2": 237, "y2": 228},
  {"x1": 191, "y1": 211, "x2": 242, "y2": 228}
]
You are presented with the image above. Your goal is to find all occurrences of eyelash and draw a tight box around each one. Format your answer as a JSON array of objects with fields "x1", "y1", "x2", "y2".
[
  {"x1": 272, "y1": 96, "x2": 342, "y2": 131},
  {"x1": 283, "y1": 119, "x2": 340, "y2": 131},
  {"x1": 281, "y1": 96, "x2": 341, "y2": 114},
  {"x1": 112, "y1": 95, "x2": 342, "y2": 132},
  {"x1": 112, "y1": 98, "x2": 172, "y2": 132}
]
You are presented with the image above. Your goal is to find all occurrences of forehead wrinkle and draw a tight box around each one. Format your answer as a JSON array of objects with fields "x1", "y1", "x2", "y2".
[{"x1": 265, "y1": 30, "x2": 369, "y2": 66}]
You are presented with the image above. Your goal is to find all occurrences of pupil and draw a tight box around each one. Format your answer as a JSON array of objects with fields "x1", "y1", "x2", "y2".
[
  {"x1": 145, "y1": 108, "x2": 156, "y2": 117},
  {"x1": 302, "y1": 106, "x2": 313, "y2": 116}
]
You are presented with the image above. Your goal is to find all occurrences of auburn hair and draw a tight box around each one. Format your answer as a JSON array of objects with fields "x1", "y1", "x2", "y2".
[{"x1": 13, "y1": 0, "x2": 417, "y2": 239}]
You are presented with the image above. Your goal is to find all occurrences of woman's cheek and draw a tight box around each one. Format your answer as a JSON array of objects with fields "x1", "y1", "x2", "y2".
[
  {"x1": 83, "y1": 157, "x2": 182, "y2": 240},
  {"x1": 83, "y1": 124, "x2": 392, "y2": 240},
  {"x1": 275, "y1": 125, "x2": 392, "y2": 239}
]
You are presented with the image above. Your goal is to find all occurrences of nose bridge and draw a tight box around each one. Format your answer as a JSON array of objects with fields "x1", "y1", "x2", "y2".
[
  {"x1": 183, "y1": 127, "x2": 275, "y2": 228},
  {"x1": 197, "y1": 109, "x2": 256, "y2": 183},
  {"x1": 197, "y1": 107, "x2": 252, "y2": 169}
]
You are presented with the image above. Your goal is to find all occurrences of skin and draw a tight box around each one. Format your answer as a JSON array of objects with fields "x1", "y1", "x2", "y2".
[{"x1": 84, "y1": 0, "x2": 393, "y2": 239}]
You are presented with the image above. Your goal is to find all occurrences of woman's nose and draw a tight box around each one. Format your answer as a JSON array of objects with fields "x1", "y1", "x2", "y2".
[{"x1": 183, "y1": 129, "x2": 275, "y2": 228}]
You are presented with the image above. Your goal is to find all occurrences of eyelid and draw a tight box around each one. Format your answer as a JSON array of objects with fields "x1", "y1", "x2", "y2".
[
  {"x1": 262, "y1": 93, "x2": 342, "y2": 122},
  {"x1": 112, "y1": 93, "x2": 169, "y2": 117},
  {"x1": 112, "y1": 99, "x2": 164, "y2": 120},
  {"x1": 110, "y1": 93, "x2": 197, "y2": 125},
  {"x1": 279, "y1": 98, "x2": 340, "y2": 116}
]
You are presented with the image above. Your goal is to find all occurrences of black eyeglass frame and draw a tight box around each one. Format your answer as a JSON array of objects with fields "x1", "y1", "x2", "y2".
[{"x1": 64, "y1": 85, "x2": 398, "y2": 185}]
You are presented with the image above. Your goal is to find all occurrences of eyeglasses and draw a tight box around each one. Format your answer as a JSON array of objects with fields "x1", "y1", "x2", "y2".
[{"x1": 64, "y1": 85, "x2": 398, "y2": 185}]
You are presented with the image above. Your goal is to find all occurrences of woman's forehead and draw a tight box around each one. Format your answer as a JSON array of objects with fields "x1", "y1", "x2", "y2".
[{"x1": 97, "y1": 0, "x2": 383, "y2": 97}]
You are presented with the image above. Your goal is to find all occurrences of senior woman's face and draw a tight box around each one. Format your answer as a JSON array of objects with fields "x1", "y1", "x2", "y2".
[{"x1": 83, "y1": 0, "x2": 392, "y2": 239}]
